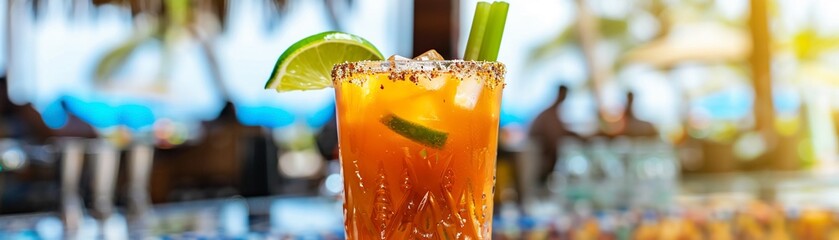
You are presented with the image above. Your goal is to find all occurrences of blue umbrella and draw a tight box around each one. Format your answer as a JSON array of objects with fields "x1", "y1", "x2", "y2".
[
  {"x1": 236, "y1": 105, "x2": 295, "y2": 129},
  {"x1": 41, "y1": 100, "x2": 69, "y2": 130},
  {"x1": 61, "y1": 96, "x2": 119, "y2": 129},
  {"x1": 117, "y1": 103, "x2": 155, "y2": 130},
  {"x1": 305, "y1": 102, "x2": 335, "y2": 129},
  {"x1": 58, "y1": 96, "x2": 155, "y2": 130},
  {"x1": 500, "y1": 109, "x2": 525, "y2": 127}
]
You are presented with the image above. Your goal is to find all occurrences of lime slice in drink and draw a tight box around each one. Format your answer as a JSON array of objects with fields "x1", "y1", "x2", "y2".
[
  {"x1": 381, "y1": 114, "x2": 449, "y2": 149},
  {"x1": 265, "y1": 31, "x2": 384, "y2": 91}
]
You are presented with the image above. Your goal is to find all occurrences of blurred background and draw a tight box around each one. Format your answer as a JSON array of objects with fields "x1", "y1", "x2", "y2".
[{"x1": 1, "y1": 0, "x2": 839, "y2": 239}]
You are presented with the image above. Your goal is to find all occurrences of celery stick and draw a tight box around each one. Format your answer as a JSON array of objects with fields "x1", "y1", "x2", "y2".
[
  {"x1": 464, "y1": 2, "x2": 491, "y2": 60},
  {"x1": 478, "y1": 1, "x2": 509, "y2": 61}
]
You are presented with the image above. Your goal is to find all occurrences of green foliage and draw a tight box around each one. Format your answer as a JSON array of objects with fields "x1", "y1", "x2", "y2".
[
  {"x1": 94, "y1": 33, "x2": 155, "y2": 83},
  {"x1": 284, "y1": 131, "x2": 317, "y2": 151},
  {"x1": 789, "y1": 29, "x2": 839, "y2": 62},
  {"x1": 166, "y1": 0, "x2": 191, "y2": 27},
  {"x1": 526, "y1": 28, "x2": 576, "y2": 67},
  {"x1": 94, "y1": 0, "x2": 194, "y2": 85},
  {"x1": 525, "y1": 1, "x2": 637, "y2": 70},
  {"x1": 598, "y1": 17, "x2": 630, "y2": 39}
]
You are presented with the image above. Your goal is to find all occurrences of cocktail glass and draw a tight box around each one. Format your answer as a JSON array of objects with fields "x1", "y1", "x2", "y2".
[{"x1": 333, "y1": 60, "x2": 505, "y2": 239}]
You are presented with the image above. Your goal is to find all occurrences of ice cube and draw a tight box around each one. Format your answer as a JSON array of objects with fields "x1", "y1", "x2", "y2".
[
  {"x1": 413, "y1": 50, "x2": 445, "y2": 61},
  {"x1": 415, "y1": 73, "x2": 446, "y2": 90},
  {"x1": 388, "y1": 55, "x2": 411, "y2": 61},
  {"x1": 454, "y1": 75, "x2": 483, "y2": 109}
]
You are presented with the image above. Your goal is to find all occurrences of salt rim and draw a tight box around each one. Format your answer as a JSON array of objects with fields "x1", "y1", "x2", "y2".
[{"x1": 331, "y1": 60, "x2": 506, "y2": 90}]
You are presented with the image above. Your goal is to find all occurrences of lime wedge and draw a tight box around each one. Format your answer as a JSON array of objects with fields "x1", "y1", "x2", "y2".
[
  {"x1": 265, "y1": 31, "x2": 384, "y2": 91},
  {"x1": 381, "y1": 114, "x2": 449, "y2": 149}
]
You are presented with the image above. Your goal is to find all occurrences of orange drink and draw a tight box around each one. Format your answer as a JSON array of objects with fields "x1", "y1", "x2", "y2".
[{"x1": 333, "y1": 60, "x2": 505, "y2": 239}]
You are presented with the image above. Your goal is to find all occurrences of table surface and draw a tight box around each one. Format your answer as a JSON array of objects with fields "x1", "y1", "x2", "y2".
[{"x1": 4, "y1": 170, "x2": 839, "y2": 239}]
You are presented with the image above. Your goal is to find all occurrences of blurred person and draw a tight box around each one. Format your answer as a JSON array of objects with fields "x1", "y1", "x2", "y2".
[
  {"x1": 529, "y1": 85, "x2": 579, "y2": 189},
  {"x1": 0, "y1": 76, "x2": 101, "y2": 214},
  {"x1": 621, "y1": 92, "x2": 657, "y2": 137},
  {"x1": 1, "y1": 76, "x2": 98, "y2": 140},
  {"x1": 0, "y1": 76, "x2": 57, "y2": 142}
]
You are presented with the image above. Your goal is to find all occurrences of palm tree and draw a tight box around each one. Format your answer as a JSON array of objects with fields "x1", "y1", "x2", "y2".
[
  {"x1": 527, "y1": 0, "x2": 686, "y2": 119},
  {"x1": 749, "y1": 0, "x2": 775, "y2": 148},
  {"x1": 36, "y1": 0, "x2": 353, "y2": 103}
]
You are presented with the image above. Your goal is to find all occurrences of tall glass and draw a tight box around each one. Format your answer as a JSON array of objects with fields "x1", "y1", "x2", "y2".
[{"x1": 333, "y1": 60, "x2": 505, "y2": 239}]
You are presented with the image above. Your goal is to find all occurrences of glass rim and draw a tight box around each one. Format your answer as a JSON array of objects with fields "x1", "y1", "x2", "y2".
[{"x1": 331, "y1": 60, "x2": 506, "y2": 82}]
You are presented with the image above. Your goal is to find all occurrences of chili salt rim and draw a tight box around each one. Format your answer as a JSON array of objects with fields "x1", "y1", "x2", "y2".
[{"x1": 331, "y1": 60, "x2": 506, "y2": 89}]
